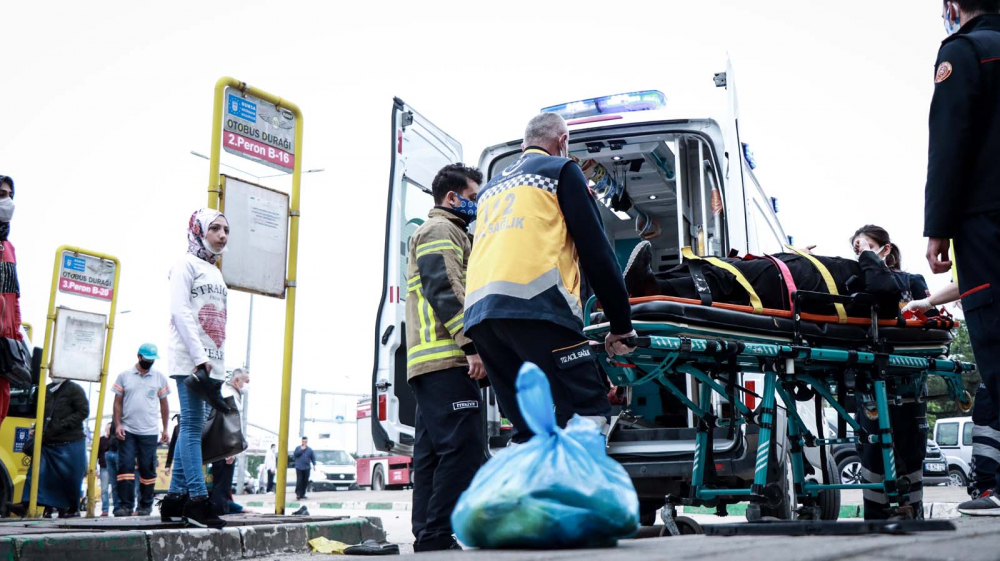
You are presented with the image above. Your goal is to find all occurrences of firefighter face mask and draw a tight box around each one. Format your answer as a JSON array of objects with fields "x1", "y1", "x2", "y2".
[{"x1": 451, "y1": 193, "x2": 478, "y2": 221}]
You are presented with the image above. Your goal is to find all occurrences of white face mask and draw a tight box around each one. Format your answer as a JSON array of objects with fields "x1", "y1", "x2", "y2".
[
  {"x1": 944, "y1": 3, "x2": 961, "y2": 36},
  {"x1": 0, "y1": 198, "x2": 14, "y2": 223}
]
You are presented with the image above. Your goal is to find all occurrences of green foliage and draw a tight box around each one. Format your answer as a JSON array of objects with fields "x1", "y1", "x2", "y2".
[{"x1": 927, "y1": 322, "x2": 980, "y2": 431}]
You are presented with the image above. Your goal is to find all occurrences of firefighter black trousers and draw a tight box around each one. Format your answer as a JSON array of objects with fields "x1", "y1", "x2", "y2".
[
  {"x1": 955, "y1": 211, "x2": 1000, "y2": 494},
  {"x1": 409, "y1": 366, "x2": 483, "y2": 551},
  {"x1": 468, "y1": 319, "x2": 611, "y2": 444}
]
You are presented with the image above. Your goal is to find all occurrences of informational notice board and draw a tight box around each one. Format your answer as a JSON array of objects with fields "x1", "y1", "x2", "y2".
[
  {"x1": 51, "y1": 307, "x2": 107, "y2": 382},
  {"x1": 221, "y1": 175, "x2": 289, "y2": 298}
]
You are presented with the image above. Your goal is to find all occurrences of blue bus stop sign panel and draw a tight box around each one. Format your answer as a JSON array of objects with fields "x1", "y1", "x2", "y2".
[
  {"x1": 63, "y1": 255, "x2": 86, "y2": 273},
  {"x1": 228, "y1": 94, "x2": 257, "y2": 122}
]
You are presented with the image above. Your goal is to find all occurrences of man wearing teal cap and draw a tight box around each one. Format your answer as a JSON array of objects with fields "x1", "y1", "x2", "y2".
[{"x1": 111, "y1": 343, "x2": 170, "y2": 516}]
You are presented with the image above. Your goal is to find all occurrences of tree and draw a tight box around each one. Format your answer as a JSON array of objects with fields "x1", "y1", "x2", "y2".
[{"x1": 926, "y1": 322, "x2": 980, "y2": 430}]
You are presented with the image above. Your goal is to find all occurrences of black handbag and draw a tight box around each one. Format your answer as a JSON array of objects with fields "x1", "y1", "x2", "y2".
[
  {"x1": 0, "y1": 337, "x2": 32, "y2": 388},
  {"x1": 201, "y1": 396, "x2": 247, "y2": 464}
]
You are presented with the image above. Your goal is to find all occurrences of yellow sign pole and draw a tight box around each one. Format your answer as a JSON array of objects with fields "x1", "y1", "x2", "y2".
[
  {"x1": 21, "y1": 323, "x2": 32, "y2": 342},
  {"x1": 29, "y1": 246, "x2": 120, "y2": 518},
  {"x1": 208, "y1": 77, "x2": 302, "y2": 515}
]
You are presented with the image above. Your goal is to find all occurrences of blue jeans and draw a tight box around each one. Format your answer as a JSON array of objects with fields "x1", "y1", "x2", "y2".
[
  {"x1": 102, "y1": 450, "x2": 120, "y2": 513},
  {"x1": 167, "y1": 381, "x2": 209, "y2": 498},
  {"x1": 117, "y1": 433, "x2": 159, "y2": 510}
]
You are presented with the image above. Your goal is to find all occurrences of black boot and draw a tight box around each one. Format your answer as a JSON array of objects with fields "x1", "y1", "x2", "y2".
[
  {"x1": 623, "y1": 240, "x2": 655, "y2": 297},
  {"x1": 184, "y1": 367, "x2": 231, "y2": 412},
  {"x1": 182, "y1": 496, "x2": 226, "y2": 529},
  {"x1": 158, "y1": 493, "x2": 188, "y2": 523}
]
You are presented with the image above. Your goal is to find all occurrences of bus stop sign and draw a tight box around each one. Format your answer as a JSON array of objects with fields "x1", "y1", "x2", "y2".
[
  {"x1": 222, "y1": 86, "x2": 296, "y2": 173},
  {"x1": 58, "y1": 251, "x2": 115, "y2": 301}
]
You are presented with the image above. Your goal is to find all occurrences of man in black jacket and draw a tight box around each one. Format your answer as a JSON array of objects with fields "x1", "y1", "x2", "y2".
[{"x1": 923, "y1": 0, "x2": 1000, "y2": 516}]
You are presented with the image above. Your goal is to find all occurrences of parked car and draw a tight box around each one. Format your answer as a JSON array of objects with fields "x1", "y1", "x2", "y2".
[
  {"x1": 827, "y1": 416, "x2": 950, "y2": 486},
  {"x1": 933, "y1": 416, "x2": 973, "y2": 488}
]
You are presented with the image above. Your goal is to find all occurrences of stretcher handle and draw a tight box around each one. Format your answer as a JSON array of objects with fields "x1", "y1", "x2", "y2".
[{"x1": 623, "y1": 336, "x2": 652, "y2": 348}]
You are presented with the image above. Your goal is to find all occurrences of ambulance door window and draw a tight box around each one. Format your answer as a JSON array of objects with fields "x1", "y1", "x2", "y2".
[{"x1": 399, "y1": 179, "x2": 433, "y2": 302}]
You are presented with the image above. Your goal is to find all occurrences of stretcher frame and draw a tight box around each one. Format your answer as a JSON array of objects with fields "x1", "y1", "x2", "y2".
[{"x1": 584, "y1": 290, "x2": 975, "y2": 523}]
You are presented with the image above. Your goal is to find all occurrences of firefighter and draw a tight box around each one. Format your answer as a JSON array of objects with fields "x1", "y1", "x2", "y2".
[
  {"x1": 465, "y1": 112, "x2": 636, "y2": 444},
  {"x1": 405, "y1": 163, "x2": 486, "y2": 551},
  {"x1": 923, "y1": 0, "x2": 1000, "y2": 516}
]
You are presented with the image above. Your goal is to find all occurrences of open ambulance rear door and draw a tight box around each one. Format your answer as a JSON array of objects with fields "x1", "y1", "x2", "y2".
[
  {"x1": 371, "y1": 98, "x2": 463, "y2": 455},
  {"x1": 716, "y1": 57, "x2": 750, "y2": 254}
]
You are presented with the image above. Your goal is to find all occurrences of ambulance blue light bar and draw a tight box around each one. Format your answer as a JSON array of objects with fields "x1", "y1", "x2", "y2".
[{"x1": 541, "y1": 90, "x2": 667, "y2": 120}]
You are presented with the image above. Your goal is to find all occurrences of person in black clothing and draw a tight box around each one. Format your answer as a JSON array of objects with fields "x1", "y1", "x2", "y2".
[
  {"x1": 293, "y1": 437, "x2": 316, "y2": 500},
  {"x1": 13, "y1": 380, "x2": 89, "y2": 518},
  {"x1": 923, "y1": 0, "x2": 1000, "y2": 516}
]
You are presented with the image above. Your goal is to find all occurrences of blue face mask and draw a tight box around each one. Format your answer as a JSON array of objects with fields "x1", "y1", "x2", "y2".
[{"x1": 452, "y1": 193, "x2": 478, "y2": 220}]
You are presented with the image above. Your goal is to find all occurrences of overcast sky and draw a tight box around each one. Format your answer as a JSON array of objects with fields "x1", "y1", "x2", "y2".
[{"x1": 1, "y1": 0, "x2": 954, "y2": 448}]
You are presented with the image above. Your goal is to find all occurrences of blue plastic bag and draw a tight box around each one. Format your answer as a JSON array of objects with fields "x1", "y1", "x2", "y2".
[{"x1": 451, "y1": 362, "x2": 640, "y2": 549}]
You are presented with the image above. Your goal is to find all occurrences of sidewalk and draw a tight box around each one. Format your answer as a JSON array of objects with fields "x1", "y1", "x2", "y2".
[
  {"x1": 241, "y1": 485, "x2": 973, "y2": 519},
  {"x1": 0, "y1": 513, "x2": 386, "y2": 561}
]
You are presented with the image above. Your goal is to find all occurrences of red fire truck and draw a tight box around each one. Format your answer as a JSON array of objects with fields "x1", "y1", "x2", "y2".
[{"x1": 356, "y1": 398, "x2": 412, "y2": 490}]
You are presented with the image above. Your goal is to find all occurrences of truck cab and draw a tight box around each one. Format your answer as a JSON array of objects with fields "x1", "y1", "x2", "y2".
[{"x1": 372, "y1": 61, "x2": 834, "y2": 521}]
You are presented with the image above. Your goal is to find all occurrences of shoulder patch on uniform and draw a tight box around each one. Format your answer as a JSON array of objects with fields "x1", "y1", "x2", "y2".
[{"x1": 935, "y1": 61, "x2": 953, "y2": 84}]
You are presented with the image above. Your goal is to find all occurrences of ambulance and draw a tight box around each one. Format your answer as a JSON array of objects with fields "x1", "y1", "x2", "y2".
[{"x1": 372, "y1": 61, "x2": 839, "y2": 524}]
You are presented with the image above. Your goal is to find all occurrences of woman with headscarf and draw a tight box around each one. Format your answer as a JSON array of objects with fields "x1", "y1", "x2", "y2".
[
  {"x1": 0, "y1": 175, "x2": 23, "y2": 430},
  {"x1": 157, "y1": 209, "x2": 230, "y2": 529}
]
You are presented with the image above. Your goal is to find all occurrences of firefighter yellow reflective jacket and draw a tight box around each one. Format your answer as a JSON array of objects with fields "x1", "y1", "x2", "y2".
[{"x1": 405, "y1": 208, "x2": 474, "y2": 379}]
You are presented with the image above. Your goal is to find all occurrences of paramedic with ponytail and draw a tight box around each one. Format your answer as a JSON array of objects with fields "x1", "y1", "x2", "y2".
[
  {"x1": 0, "y1": 175, "x2": 21, "y2": 431},
  {"x1": 465, "y1": 113, "x2": 636, "y2": 444},
  {"x1": 849, "y1": 227, "x2": 929, "y2": 520},
  {"x1": 924, "y1": 0, "x2": 1000, "y2": 516},
  {"x1": 157, "y1": 209, "x2": 230, "y2": 529}
]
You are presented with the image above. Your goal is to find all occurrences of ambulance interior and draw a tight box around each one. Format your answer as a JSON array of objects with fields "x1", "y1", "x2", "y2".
[{"x1": 488, "y1": 133, "x2": 737, "y2": 454}]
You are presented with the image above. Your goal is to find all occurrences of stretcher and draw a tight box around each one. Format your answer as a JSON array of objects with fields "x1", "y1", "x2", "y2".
[{"x1": 584, "y1": 290, "x2": 975, "y2": 530}]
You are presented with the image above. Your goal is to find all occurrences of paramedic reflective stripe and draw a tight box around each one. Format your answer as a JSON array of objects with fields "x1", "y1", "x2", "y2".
[
  {"x1": 444, "y1": 312, "x2": 464, "y2": 336},
  {"x1": 465, "y1": 267, "x2": 583, "y2": 320},
  {"x1": 785, "y1": 245, "x2": 848, "y2": 324},
  {"x1": 407, "y1": 275, "x2": 422, "y2": 292},
  {"x1": 973, "y1": 424, "x2": 1000, "y2": 464},
  {"x1": 682, "y1": 247, "x2": 763, "y2": 314},
  {"x1": 861, "y1": 467, "x2": 922, "y2": 504},
  {"x1": 416, "y1": 240, "x2": 462, "y2": 259},
  {"x1": 406, "y1": 340, "x2": 464, "y2": 368}
]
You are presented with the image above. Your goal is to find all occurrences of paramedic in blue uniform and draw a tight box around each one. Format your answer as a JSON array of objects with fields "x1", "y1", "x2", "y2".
[
  {"x1": 924, "y1": 0, "x2": 1000, "y2": 516},
  {"x1": 404, "y1": 164, "x2": 486, "y2": 552},
  {"x1": 465, "y1": 112, "x2": 636, "y2": 444}
]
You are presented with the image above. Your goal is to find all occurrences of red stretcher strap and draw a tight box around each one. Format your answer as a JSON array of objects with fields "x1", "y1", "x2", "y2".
[{"x1": 763, "y1": 254, "x2": 797, "y2": 309}]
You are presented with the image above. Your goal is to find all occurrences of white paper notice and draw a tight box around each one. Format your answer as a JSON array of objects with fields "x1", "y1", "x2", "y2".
[
  {"x1": 248, "y1": 195, "x2": 284, "y2": 252},
  {"x1": 52, "y1": 307, "x2": 107, "y2": 382}
]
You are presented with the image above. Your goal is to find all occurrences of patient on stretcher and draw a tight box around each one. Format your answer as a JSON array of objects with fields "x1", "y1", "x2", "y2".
[{"x1": 622, "y1": 240, "x2": 903, "y2": 320}]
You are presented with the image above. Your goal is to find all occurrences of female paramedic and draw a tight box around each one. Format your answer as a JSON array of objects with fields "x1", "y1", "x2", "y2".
[
  {"x1": 158, "y1": 208, "x2": 230, "y2": 529},
  {"x1": 849, "y1": 225, "x2": 928, "y2": 520}
]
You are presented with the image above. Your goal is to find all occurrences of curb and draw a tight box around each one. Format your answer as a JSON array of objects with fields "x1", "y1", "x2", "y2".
[
  {"x1": 680, "y1": 502, "x2": 962, "y2": 520},
  {"x1": 0, "y1": 517, "x2": 386, "y2": 561},
  {"x1": 246, "y1": 500, "x2": 412, "y2": 512}
]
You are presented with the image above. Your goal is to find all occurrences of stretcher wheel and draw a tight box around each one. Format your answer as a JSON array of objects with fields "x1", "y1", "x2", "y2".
[
  {"x1": 959, "y1": 391, "x2": 974, "y2": 413},
  {"x1": 659, "y1": 516, "x2": 703, "y2": 536}
]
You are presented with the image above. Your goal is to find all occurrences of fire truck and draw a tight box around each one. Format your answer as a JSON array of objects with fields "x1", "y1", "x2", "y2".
[{"x1": 355, "y1": 397, "x2": 412, "y2": 490}]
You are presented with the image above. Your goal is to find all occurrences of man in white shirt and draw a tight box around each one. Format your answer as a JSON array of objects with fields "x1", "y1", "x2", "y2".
[
  {"x1": 264, "y1": 444, "x2": 277, "y2": 493},
  {"x1": 112, "y1": 343, "x2": 170, "y2": 517}
]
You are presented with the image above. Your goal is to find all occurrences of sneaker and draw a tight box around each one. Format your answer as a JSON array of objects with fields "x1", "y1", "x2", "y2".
[
  {"x1": 136, "y1": 506, "x2": 152, "y2": 517},
  {"x1": 183, "y1": 368, "x2": 231, "y2": 412},
  {"x1": 112, "y1": 507, "x2": 131, "y2": 518},
  {"x1": 182, "y1": 496, "x2": 226, "y2": 529},
  {"x1": 623, "y1": 240, "x2": 654, "y2": 297},
  {"x1": 158, "y1": 493, "x2": 188, "y2": 523},
  {"x1": 958, "y1": 493, "x2": 1000, "y2": 516}
]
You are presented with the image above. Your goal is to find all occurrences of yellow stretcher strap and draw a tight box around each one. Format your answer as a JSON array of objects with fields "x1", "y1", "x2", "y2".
[
  {"x1": 682, "y1": 247, "x2": 763, "y2": 314},
  {"x1": 785, "y1": 245, "x2": 848, "y2": 324}
]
